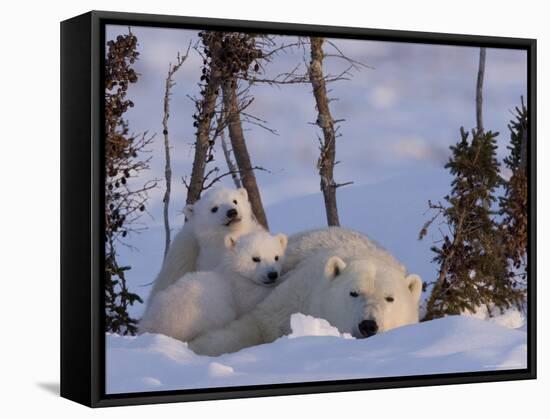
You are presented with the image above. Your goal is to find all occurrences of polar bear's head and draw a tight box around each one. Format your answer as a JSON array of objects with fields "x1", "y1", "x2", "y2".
[
  {"x1": 223, "y1": 231, "x2": 288, "y2": 287},
  {"x1": 183, "y1": 187, "x2": 255, "y2": 237},
  {"x1": 183, "y1": 188, "x2": 253, "y2": 238},
  {"x1": 319, "y1": 256, "x2": 422, "y2": 338},
  {"x1": 183, "y1": 187, "x2": 255, "y2": 236}
]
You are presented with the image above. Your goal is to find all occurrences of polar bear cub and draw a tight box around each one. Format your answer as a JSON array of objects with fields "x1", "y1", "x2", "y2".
[
  {"x1": 148, "y1": 187, "x2": 264, "y2": 303},
  {"x1": 139, "y1": 231, "x2": 288, "y2": 343}
]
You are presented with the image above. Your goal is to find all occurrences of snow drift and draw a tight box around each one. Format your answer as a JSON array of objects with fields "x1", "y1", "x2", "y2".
[{"x1": 106, "y1": 314, "x2": 527, "y2": 394}]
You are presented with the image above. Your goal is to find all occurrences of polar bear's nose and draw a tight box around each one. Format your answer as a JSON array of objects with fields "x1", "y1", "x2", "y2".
[
  {"x1": 267, "y1": 271, "x2": 279, "y2": 281},
  {"x1": 226, "y1": 208, "x2": 238, "y2": 218},
  {"x1": 358, "y1": 320, "x2": 378, "y2": 337}
]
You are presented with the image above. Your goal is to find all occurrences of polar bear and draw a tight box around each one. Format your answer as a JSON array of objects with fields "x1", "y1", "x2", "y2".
[
  {"x1": 139, "y1": 231, "x2": 288, "y2": 343},
  {"x1": 148, "y1": 187, "x2": 263, "y2": 303},
  {"x1": 189, "y1": 251, "x2": 422, "y2": 356},
  {"x1": 283, "y1": 227, "x2": 405, "y2": 274}
]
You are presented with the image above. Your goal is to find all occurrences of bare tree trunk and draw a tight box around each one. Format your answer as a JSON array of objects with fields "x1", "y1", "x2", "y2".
[
  {"x1": 222, "y1": 79, "x2": 269, "y2": 230},
  {"x1": 220, "y1": 129, "x2": 242, "y2": 188},
  {"x1": 162, "y1": 51, "x2": 191, "y2": 258},
  {"x1": 161, "y1": 52, "x2": 188, "y2": 259},
  {"x1": 186, "y1": 35, "x2": 222, "y2": 205},
  {"x1": 519, "y1": 128, "x2": 527, "y2": 171},
  {"x1": 475, "y1": 48, "x2": 490, "y2": 212},
  {"x1": 162, "y1": 75, "x2": 173, "y2": 260},
  {"x1": 309, "y1": 37, "x2": 341, "y2": 226},
  {"x1": 476, "y1": 47, "x2": 486, "y2": 134},
  {"x1": 519, "y1": 98, "x2": 528, "y2": 172}
]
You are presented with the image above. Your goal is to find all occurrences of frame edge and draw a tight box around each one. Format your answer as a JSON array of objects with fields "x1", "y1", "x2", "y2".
[
  {"x1": 68, "y1": 10, "x2": 537, "y2": 407},
  {"x1": 60, "y1": 11, "x2": 94, "y2": 408}
]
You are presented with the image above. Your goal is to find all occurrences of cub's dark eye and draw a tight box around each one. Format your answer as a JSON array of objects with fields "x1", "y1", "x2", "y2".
[
  {"x1": 385, "y1": 296, "x2": 394, "y2": 303},
  {"x1": 349, "y1": 291, "x2": 359, "y2": 298},
  {"x1": 211, "y1": 206, "x2": 218, "y2": 213},
  {"x1": 252, "y1": 256, "x2": 261, "y2": 263},
  {"x1": 274, "y1": 256, "x2": 279, "y2": 261},
  {"x1": 233, "y1": 200, "x2": 238, "y2": 205}
]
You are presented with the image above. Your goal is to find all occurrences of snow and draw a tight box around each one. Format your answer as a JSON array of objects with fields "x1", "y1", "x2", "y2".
[
  {"x1": 108, "y1": 172, "x2": 528, "y2": 395},
  {"x1": 462, "y1": 304, "x2": 526, "y2": 329},
  {"x1": 106, "y1": 314, "x2": 527, "y2": 394},
  {"x1": 289, "y1": 313, "x2": 353, "y2": 339}
]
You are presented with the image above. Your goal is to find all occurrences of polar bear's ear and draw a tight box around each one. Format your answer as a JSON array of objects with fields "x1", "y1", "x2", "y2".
[
  {"x1": 224, "y1": 234, "x2": 237, "y2": 249},
  {"x1": 276, "y1": 234, "x2": 288, "y2": 251},
  {"x1": 324, "y1": 256, "x2": 347, "y2": 280},
  {"x1": 238, "y1": 187, "x2": 248, "y2": 200},
  {"x1": 183, "y1": 204, "x2": 194, "y2": 219},
  {"x1": 406, "y1": 274, "x2": 423, "y2": 302}
]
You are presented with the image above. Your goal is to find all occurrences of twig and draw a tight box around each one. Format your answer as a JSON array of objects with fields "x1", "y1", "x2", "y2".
[
  {"x1": 161, "y1": 45, "x2": 190, "y2": 260},
  {"x1": 476, "y1": 47, "x2": 486, "y2": 134},
  {"x1": 220, "y1": 129, "x2": 242, "y2": 188}
]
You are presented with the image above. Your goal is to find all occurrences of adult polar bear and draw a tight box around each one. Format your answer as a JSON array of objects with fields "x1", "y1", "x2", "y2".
[
  {"x1": 283, "y1": 227, "x2": 406, "y2": 274},
  {"x1": 149, "y1": 184, "x2": 390, "y2": 304},
  {"x1": 148, "y1": 187, "x2": 263, "y2": 303},
  {"x1": 189, "y1": 227, "x2": 423, "y2": 356}
]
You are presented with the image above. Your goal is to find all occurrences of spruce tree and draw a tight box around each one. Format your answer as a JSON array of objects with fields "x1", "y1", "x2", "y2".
[
  {"x1": 500, "y1": 98, "x2": 528, "y2": 285},
  {"x1": 422, "y1": 127, "x2": 522, "y2": 320}
]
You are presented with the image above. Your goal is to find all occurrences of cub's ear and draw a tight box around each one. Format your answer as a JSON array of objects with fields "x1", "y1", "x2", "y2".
[
  {"x1": 406, "y1": 274, "x2": 423, "y2": 302},
  {"x1": 224, "y1": 234, "x2": 237, "y2": 249},
  {"x1": 324, "y1": 256, "x2": 347, "y2": 280},
  {"x1": 276, "y1": 234, "x2": 288, "y2": 251},
  {"x1": 183, "y1": 204, "x2": 194, "y2": 219},
  {"x1": 238, "y1": 187, "x2": 248, "y2": 200}
]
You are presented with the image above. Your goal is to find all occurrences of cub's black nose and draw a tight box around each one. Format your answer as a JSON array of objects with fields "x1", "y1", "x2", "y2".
[
  {"x1": 267, "y1": 271, "x2": 279, "y2": 280},
  {"x1": 359, "y1": 320, "x2": 378, "y2": 337},
  {"x1": 226, "y1": 208, "x2": 238, "y2": 218}
]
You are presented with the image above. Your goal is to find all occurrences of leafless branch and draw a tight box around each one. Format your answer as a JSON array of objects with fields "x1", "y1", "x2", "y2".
[
  {"x1": 334, "y1": 181, "x2": 354, "y2": 188},
  {"x1": 220, "y1": 129, "x2": 242, "y2": 188},
  {"x1": 240, "y1": 111, "x2": 279, "y2": 135},
  {"x1": 161, "y1": 45, "x2": 190, "y2": 260},
  {"x1": 201, "y1": 165, "x2": 271, "y2": 192},
  {"x1": 324, "y1": 40, "x2": 373, "y2": 70},
  {"x1": 476, "y1": 47, "x2": 486, "y2": 134}
]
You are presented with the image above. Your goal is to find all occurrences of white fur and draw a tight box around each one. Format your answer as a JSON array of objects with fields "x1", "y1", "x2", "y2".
[
  {"x1": 147, "y1": 187, "x2": 263, "y2": 304},
  {"x1": 139, "y1": 231, "x2": 288, "y2": 343},
  {"x1": 189, "y1": 228, "x2": 422, "y2": 356},
  {"x1": 283, "y1": 227, "x2": 406, "y2": 274}
]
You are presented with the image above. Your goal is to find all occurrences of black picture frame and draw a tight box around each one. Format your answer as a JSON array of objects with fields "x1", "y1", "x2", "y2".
[{"x1": 60, "y1": 10, "x2": 537, "y2": 408}]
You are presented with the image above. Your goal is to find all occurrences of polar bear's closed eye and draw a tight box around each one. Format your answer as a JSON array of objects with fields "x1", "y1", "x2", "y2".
[
  {"x1": 320, "y1": 258, "x2": 422, "y2": 339},
  {"x1": 189, "y1": 228, "x2": 424, "y2": 356}
]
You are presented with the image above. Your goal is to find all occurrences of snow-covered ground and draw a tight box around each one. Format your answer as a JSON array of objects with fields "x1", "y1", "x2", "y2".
[
  {"x1": 106, "y1": 313, "x2": 527, "y2": 394},
  {"x1": 109, "y1": 172, "x2": 527, "y2": 394}
]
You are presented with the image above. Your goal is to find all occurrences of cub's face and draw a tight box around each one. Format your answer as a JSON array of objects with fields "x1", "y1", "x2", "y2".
[
  {"x1": 224, "y1": 232, "x2": 288, "y2": 287},
  {"x1": 320, "y1": 257, "x2": 422, "y2": 338},
  {"x1": 183, "y1": 187, "x2": 253, "y2": 235}
]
